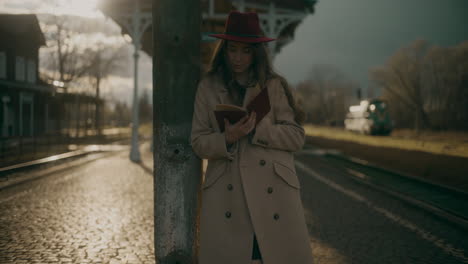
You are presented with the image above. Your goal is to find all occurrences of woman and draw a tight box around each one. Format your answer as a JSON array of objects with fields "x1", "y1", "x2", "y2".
[{"x1": 191, "y1": 11, "x2": 313, "y2": 264}]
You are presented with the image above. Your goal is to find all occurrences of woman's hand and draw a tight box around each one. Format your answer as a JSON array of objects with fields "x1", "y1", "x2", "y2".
[{"x1": 225, "y1": 112, "x2": 256, "y2": 145}]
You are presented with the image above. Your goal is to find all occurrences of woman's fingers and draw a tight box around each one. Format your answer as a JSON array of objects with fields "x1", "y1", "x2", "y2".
[
  {"x1": 239, "y1": 112, "x2": 256, "y2": 133},
  {"x1": 225, "y1": 112, "x2": 257, "y2": 144},
  {"x1": 230, "y1": 114, "x2": 249, "y2": 131},
  {"x1": 235, "y1": 115, "x2": 249, "y2": 126},
  {"x1": 250, "y1": 111, "x2": 256, "y2": 123},
  {"x1": 246, "y1": 112, "x2": 256, "y2": 132}
]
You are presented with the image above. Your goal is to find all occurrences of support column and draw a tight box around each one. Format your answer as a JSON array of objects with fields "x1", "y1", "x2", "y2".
[
  {"x1": 30, "y1": 95, "x2": 34, "y2": 136},
  {"x1": 102, "y1": 4, "x2": 150, "y2": 161},
  {"x1": 127, "y1": 0, "x2": 152, "y2": 162},
  {"x1": 2, "y1": 96, "x2": 10, "y2": 137},
  {"x1": 19, "y1": 94, "x2": 23, "y2": 136},
  {"x1": 130, "y1": 14, "x2": 141, "y2": 162},
  {"x1": 153, "y1": 0, "x2": 201, "y2": 263},
  {"x1": 19, "y1": 93, "x2": 34, "y2": 137}
]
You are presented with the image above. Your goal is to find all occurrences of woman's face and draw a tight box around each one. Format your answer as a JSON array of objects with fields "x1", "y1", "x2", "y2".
[{"x1": 226, "y1": 41, "x2": 253, "y2": 75}]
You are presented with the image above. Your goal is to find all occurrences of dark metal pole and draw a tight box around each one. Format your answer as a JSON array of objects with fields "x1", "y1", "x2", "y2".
[{"x1": 153, "y1": 1, "x2": 201, "y2": 264}]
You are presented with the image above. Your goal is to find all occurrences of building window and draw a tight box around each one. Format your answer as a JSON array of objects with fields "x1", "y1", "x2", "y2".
[
  {"x1": 15, "y1": 56, "x2": 25, "y2": 81},
  {"x1": 0, "y1": 52, "x2": 6, "y2": 79},
  {"x1": 27, "y1": 60, "x2": 36, "y2": 83}
]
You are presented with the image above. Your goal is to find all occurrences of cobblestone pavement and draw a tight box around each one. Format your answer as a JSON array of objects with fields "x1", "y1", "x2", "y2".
[
  {"x1": 1, "y1": 144, "x2": 468, "y2": 263},
  {"x1": 0, "y1": 147, "x2": 155, "y2": 264},
  {"x1": 296, "y1": 151, "x2": 468, "y2": 264}
]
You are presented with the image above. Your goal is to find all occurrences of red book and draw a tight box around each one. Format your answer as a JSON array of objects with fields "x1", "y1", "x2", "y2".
[{"x1": 214, "y1": 87, "x2": 270, "y2": 132}]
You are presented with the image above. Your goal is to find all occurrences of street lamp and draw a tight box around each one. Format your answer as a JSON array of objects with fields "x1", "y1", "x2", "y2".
[{"x1": 113, "y1": 0, "x2": 152, "y2": 162}]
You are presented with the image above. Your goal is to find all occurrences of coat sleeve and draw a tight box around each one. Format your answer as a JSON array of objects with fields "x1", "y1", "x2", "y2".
[
  {"x1": 191, "y1": 79, "x2": 238, "y2": 160},
  {"x1": 250, "y1": 78, "x2": 305, "y2": 152}
]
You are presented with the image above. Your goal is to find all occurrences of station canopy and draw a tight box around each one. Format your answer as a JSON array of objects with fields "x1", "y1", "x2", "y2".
[{"x1": 99, "y1": 0, "x2": 316, "y2": 58}]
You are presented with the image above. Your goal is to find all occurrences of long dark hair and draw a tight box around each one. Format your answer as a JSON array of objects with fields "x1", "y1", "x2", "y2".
[{"x1": 207, "y1": 39, "x2": 305, "y2": 124}]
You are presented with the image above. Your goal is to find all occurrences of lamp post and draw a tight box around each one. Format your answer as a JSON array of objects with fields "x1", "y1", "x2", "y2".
[
  {"x1": 129, "y1": 28, "x2": 141, "y2": 162},
  {"x1": 116, "y1": 0, "x2": 152, "y2": 162}
]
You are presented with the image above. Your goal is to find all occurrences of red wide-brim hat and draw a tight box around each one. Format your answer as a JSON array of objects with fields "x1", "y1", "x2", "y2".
[{"x1": 209, "y1": 11, "x2": 276, "y2": 43}]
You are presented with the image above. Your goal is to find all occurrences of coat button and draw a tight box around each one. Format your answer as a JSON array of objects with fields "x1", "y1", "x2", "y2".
[
  {"x1": 259, "y1": 160, "x2": 266, "y2": 166},
  {"x1": 267, "y1": 187, "x2": 273, "y2": 194},
  {"x1": 227, "y1": 184, "x2": 233, "y2": 191},
  {"x1": 273, "y1": 213, "x2": 280, "y2": 220},
  {"x1": 225, "y1": 211, "x2": 232, "y2": 218}
]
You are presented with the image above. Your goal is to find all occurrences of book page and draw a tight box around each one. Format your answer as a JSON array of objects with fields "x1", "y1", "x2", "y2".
[{"x1": 215, "y1": 104, "x2": 246, "y2": 112}]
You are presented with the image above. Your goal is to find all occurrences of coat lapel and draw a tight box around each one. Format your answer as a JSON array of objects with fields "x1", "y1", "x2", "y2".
[
  {"x1": 217, "y1": 83, "x2": 230, "y2": 105},
  {"x1": 242, "y1": 83, "x2": 261, "y2": 108},
  {"x1": 216, "y1": 80, "x2": 261, "y2": 107}
]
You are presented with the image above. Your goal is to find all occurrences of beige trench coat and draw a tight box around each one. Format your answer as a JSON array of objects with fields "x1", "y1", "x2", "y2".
[{"x1": 191, "y1": 74, "x2": 313, "y2": 264}]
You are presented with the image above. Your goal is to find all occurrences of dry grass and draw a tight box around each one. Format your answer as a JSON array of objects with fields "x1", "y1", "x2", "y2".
[{"x1": 304, "y1": 125, "x2": 468, "y2": 159}]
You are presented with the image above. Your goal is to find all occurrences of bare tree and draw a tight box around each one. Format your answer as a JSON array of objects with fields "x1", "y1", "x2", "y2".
[
  {"x1": 40, "y1": 15, "x2": 91, "y2": 86},
  {"x1": 39, "y1": 14, "x2": 129, "y2": 137},
  {"x1": 138, "y1": 88, "x2": 153, "y2": 124},
  {"x1": 371, "y1": 39, "x2": 468, "y2": 131},
  {"x1": 370, "y1": 39, "x2": 431, "y2": 131},
  {"x1": 423, "y1": 41, "x2": 468, "y2": 130},
  {"x1": 39, "y1": 15, "x2": 94, "y2": 137},
  {"x1": 296, "y1": 64, "x2": 355, "y2": 126},
  {"x1": 82, "y1": 43, "x2": 128, "y2": 134}
]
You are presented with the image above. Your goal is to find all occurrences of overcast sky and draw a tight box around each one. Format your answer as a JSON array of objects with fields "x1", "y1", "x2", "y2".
[
  {"x1": 1, "y1": 0, "x2": 467, "y2": 100},
  {"x1": 0, "y1": 0, "x2": 155, "y2": 106},
  {"x1": 275, "y1": 0, "x2": 468, "y2": 96}
]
